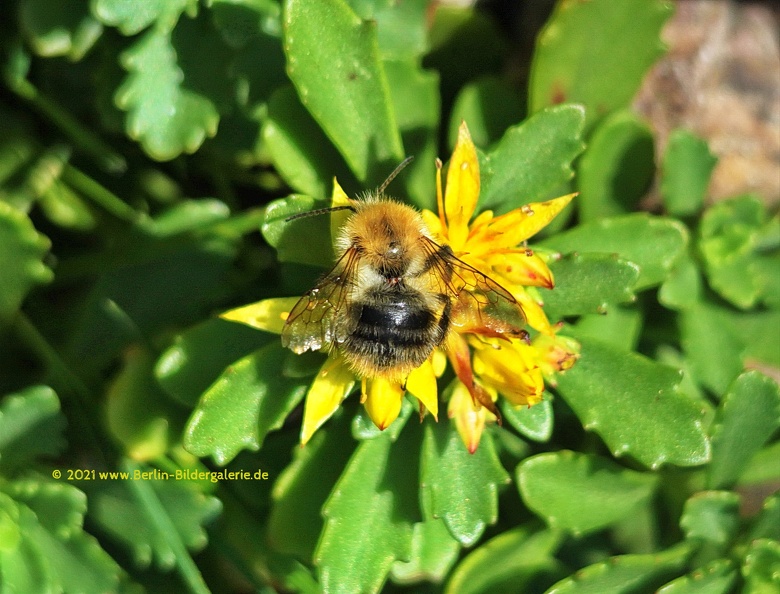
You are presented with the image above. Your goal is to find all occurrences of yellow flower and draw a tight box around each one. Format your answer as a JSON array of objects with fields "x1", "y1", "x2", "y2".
[{"x1": 221, "y1": 121, "x2": 578, "y2": 450}]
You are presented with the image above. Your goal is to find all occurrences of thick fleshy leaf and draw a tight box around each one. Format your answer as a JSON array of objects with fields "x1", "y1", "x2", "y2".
[
  {"x1": 699, "y1": 195, "x2": 779, "y2": 309},
  {"x1": 518, "y1": 451, "x2": 657, "y2": 536},
  {"x1": 268, "y1": 420, "x2": 353, "y2": 560},
  {"x1": 541, "y1": 213, "x2": 688, "y2": 290},
  {"x1": 706, "y1": 371, "x2": 780, "y2": 489},
  {"x1": 19, "y1": 0, "x2": 103, "y2": 60},
  {"x1": 572, "y1": 304, "x2": 643, "y2": 352},
  {"x1": 500, "y1": 399, "x2": 553, "y2": 443},
  {"x1": 115, "y1": 15, "x2": 234, "y2": 161},
  {"x1": 390, "y1": 516, "x2": 461, "y2": 585},
  {"x1": 656, "y1": 559, "x2": 737, "y2": 594},
  {"x1": 92, "y1": 0, "x2": 195, "y2": 35},
  {"x1": 554, "y1": 335, "x2": 711, "y2": 469},
  {"x1": 680, "y1": 491, "x2": 740, "y2": 548},
  {"x1": 749, "y1": 493, "x2": 780, "y2": 541},
  {"x1": 0, "y1": 202, "x2": 53, "y2": 322},
  {"x1": 480, "y1": 104, "x2": 585, "y2": 214},
  {"x1": 529, "y1": 0, "x2": 673, "y2": 131},
  {"x1": 421, "y1": 422, "x2": 510, "y2": 546},
  {"x1": 261, "y1": 195, "x2": 335, "y2": 268},
  {"x1": 448, "y1": 76, "x2": 523, "y2": 150},
  {"x1": 283, "y1": 0, "x2": 404, "y2": 183},
  {"x1": 661, "y1": 129, "x2": 718, "y2": 217},
  {"x1": 659, "y1": 251, "x2": 703, "y2": 311},
  {"x1": 545, "y1": 544, "x2": 692, "y2": 594},
  {"x1": 539, "y1": 252, "x2": 640, "y2": 319},
  {"x1": 0, "y1": 487, "x2": 122, "y2": 594},
  {"x1": 155, "y1": 318, "x2": 273, "y2": 407},
  {"x1": 0, "y1": 386, "x2": 65, "y2": 472},
  {"x1": 263, "y1": 85, "x2": 355, "y2": 200},
  {"x1": 184, "y1": 343, "x2": 308, "y2": 465},
  {"x1": 315, "y1": 428, "x2": 418, "y2": 594},
  {"x1": 741, "y1": 539, "x2": 780, "y2": 593},
  {"x1": 679, "y1": 301, "x2": 745, "y2": 396},
  {"x1": 577, "y1": 110, "x2": 655, "y2": 221},
  {"x1": 444, "y1": 527, "x2": 563, "y2": 594},
  {"x1": 345, "y1": 0, "x2": 428, "y2": 60}
]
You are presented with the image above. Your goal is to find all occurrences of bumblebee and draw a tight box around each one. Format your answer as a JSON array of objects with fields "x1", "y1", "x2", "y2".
[{"x1": 281, "y1": 160, "x2": 526, "y2": 382}]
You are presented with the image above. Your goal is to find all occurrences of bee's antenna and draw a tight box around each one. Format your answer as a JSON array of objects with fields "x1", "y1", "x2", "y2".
[
  {"x1": 284, "y1": 205, "x2": 355, "y2": 223},
  {"x1": 377, "y1": 156, "x2": 414, "y2": 195}
]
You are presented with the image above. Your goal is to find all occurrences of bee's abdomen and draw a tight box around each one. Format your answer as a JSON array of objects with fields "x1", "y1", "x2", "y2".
[{"x1": 344, "y1": 294, "x2": 449, "y2": 374}]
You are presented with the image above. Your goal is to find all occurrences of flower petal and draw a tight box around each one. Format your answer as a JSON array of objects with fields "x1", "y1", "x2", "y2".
[
  {"x1": 300, "y1": 357, "x2": 355, "y2": 445},
  {"x1": 330, "y1": 177, "x2": 353, "y2": 243},
  {"x1": 486, "y1": 193, "x2": 576, "y2": 248},
  {"x1": 489, "y1": 250, "x2": 554, "y2": 289},
  {"x1": 406, "y1": 359, "x2": 438, "y2": 420},
  {"x1": 364, "y1": 377, "x2": 405, "y2": 430},
  {"x1": 220, "y1": 297, "x2": 299, "y2": 334},
  {"x1": 532, "y1": 332, "x2": 581, "y2": 381},
  {"x1": 444, "y1": 122, "x2": 481, "y2": 250},
  {"x1": 516, "y1": 289, "x2": 554, "y2": 335},
  {"x1": 472, "y1": 341, "x2": 544, "y2": 407},
  {"x1": 448, "y1": 381, "x2": 493, "y2": 453}
]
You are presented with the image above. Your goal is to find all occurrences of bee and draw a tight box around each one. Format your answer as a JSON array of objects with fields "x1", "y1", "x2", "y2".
[{"x1": 281, "y1": 158, "x2": 526, "y2": 384}]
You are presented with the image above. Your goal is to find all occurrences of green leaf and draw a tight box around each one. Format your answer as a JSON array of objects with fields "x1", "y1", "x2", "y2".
[
  {"x1": 545, "y1": 544, "x2": 692, "y2": 594},
  {"x1": 115, "y1": 15, "x2": 234, "y2": 161},
  {"x1": 448, "y1": 76, "x2": 523, "y2": 150},
  {"x1": 541, "y1": 213, "x2": 688, "y2": 290},
  {"x1": 209, "y1": 0, "x2": 282, "y2": 49},
  {"x1": 529, "y1": 0, "x2": 673, "y2": 131},
  {"x1": 749, "y1": 493, "x2": 780, "y2": 541},
  {"x1": 283, "y1": 0, "x2": 404, "y2": 183},
  {"x1": 92, "y1": 0, "x2": 195, "y2": 35},
  {"x1": 184, "y1": 343, "x2": 308, "y2": 465},
  {"x1": 500, "y1": 399, "x2": 554, "y2": 443},
  {"x1": 0, "y1": 202, "x2": 53, "y2": 322},
  {"x1": 661, "y1": 129, "x2": 718, "y2": 217},
  {"x1": 480, "y1": 104, "x2": 586, "y2": 214},
  {"x1": 577, "y1": 110, "x2": 655, "y2": 221},
  {"x1": 263, "y1": 86, "x2": 355, "y2": 200},
  {"x1": 680, "y1": 491, "x2": 740, "y2": 548},
  {"x1": 518, "y1": 451, "x2": 657, "y2": 536},
  {"x1": 390, "y1": 516, "x2": 461, "y2": 585},
  {"x1": 421, "y1": 421, "x2": 510, "y2": 546},
  {"x1": 261, "y1": 194, "x2": 335, "y2": 268},
  {"x1": 85, "y1": 473, "x2": 221, "y2": 569},
  {"x1": 742, "y1": 539, "x2": 780, "y2": 593},
  {"x1": 0, "y1": 386, "x2": 65, "y2": 472},
  {"x1": 573, "y1": 304, "x2": 644, "y2": 352},
  {"x1": 383, "y1": 59, "x2": 439, "y2": 210},
  {"x1": 345, "y1": 0, "x2": 428, "y2": 60},
  {"x1": 106, "y1": 348, "x2": 184, "y2": 461},
  {"x1": 268, "y1": 419, "x2": 354, "y2": 560},
  {"x1": 444, "y1": 526, "x2": 564, "y2": 594},
  {"x1": 706, "y1": 371, "x2": 780, "y2": 489},
  {"x1": 680, "y1": 301, "x2": 745, "y2": 396},
  {"x1": 19, "y1": 0, "x2": 103, "y2": 61},
  {"x1": 315, "y1": 429, "x2": 418, "y2": 594},
  {"x1": 155, "y1": 318, "x2": 272, "y2": 407},
  {"x1": 657, "y1": 559, "x2": 737, "y2": 594},
  {"x1": 0, "y1": 490, "x2": 122, "y2": 594},
  {"x1": 554, "y1": 334, "x2": 711, "y2": 469},
  {"x1": 539, "y1": 252, "x2": 640, "y2": 319},
  {"x1": 659, "y1": 251, "x2": 703, "y2": 311},
  {"x1": 699, "y1": 196, "x2": 779, "y2": 309}
]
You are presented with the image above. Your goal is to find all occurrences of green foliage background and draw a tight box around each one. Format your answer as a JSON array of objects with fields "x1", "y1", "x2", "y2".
[{"x1": 1, "y1": 0, "x2": 778, "y2": 592}]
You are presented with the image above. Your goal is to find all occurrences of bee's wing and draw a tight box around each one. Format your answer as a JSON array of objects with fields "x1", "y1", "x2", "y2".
[
  {"x1": 281, "y1": 248, "x2": 358, "y2": 353},
  {"x1": 420, "y1": 236, "x2": 526, "y2": 332}
]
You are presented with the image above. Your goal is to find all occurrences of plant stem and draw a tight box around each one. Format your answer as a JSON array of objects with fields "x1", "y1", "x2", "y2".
[{"x1": 62, "y1": 165, "x2": 144, "y2": 224}]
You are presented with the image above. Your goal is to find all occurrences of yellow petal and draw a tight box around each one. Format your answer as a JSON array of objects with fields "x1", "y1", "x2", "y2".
[
  {"x1": 220, "y1": 297, "x2": 299, "y2": 334},
  {"x1": 516, "y1": 289, "x2": 553, "y2": 335},
  {"x1": 487, "y1": 193, "x2": 576, "y2": 247},
  {"x1": 420, "y1": 208, "x2": 444, "y2": 239},
  {"x1": 300, "y1": 357, "x2": 355, "y2": 445},
  {"x1": 472, "y1": 341, "x2": 545, "y2": 407},
  {"x1": 406, "y1": 359, "x2": 438, "y2": 420},
  {"x1": 330, "y1": 177, "x2": 353, "y2": 243},
  {"x1": 444, "y1": 122, "x2": 480, "y2": 251},
  {"x1": 432, "y1": 349, "x2": 447, "y2": 377},
  {"x1": 532, "y1": 333, "x2": 581, "y2": 379},
  {"x1": 448, "y1": 381, "x2": 492, "y2": 453},
  {"x1": 363, "y1": 377, "x2": 405, "y2": 431},
  {"x1": 489, "y1": 250, "x2": 554, "y2": 289}
]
